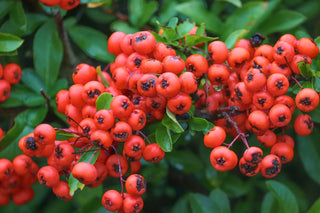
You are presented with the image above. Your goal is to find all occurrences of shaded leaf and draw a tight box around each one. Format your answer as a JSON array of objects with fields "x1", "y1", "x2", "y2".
[
  {"x1": 129, "y1": 0, "x2": 158, "y2": 28},
  {"x1": 171, "y1": 195, "x2": 190, "y2": 213},
  {"x1": 164, "y1": 107, "x2": 184, "y2": 133},
  {"x1": 21, "y1": 68, "x2": 47, "y2": 94},
  {"x1": 0, "y1": 32, "x2": 23, "y2": 52},
  {"x1": 0, "y1": 1, "x2": 14, "y2": 20},
  {"x1": 209, "y1": 188, "x2": 231, "y2": 213},
  {"x1": 24, "y1": 13, "x2": 48, "y2": 36},
  {"x1": 10, "y1": 1, "x2": 27, "y2": 33},
  {"x1": 259, "y1": 10, "x2": 306, "y2": 35},
  {"x1": 67, "y1": 25, "x2": 114, "y2": 63},
  {"x1": 166, "y1": 150, "x2": 204, "y2": 173},
  {"x1": 266, "y1": 180, "x2": 299, "y2": 213},
  {"x1": 34, "y1": 19, "x2": 63, "y2": 89},
  {"x1": 297, "y1": 131, "x2": 320, "y2": 185},
  {"x1": 261, "y1": 192, "x2": 279, "y2": 213},
  {"x1": 307, "y1": 197, "x2": 320, "y2": 213},
  {"x1": 189, "y1": 116, "x2": 210, "y2": 132},
  {"x1": 110, "y1": 21, "x2": 138, "y2": 34},
  {"x1": 189, "y1": 193, "x2": 217, "y2": 213}
]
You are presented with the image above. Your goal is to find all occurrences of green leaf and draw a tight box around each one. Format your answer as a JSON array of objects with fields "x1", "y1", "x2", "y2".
[
  {"x1": 166, "y1": 150, "x2": 204, "y2": 173},
  {"x1": 298, "y1": 61, "x2": 314, "y2": 78},
  {"x1": 96, "y1": 66, "x2": 110, "y2": 88},
  {"x1": 176, "y1": 21, "x2": 194, "y2": 37},
  {"x1": 307, "y1": 197, "x2": 320, "y2": 213},
  {"x1": 308, "y1": 105, "x2": 320, "y2": 123},
  {"x1": 155, "y1": 125, "x2": 172, "y2": 152},
  {"x1": 266, "y1": 180, "x2": 299, "y2": 213},
  {"x1": 47, "y1": 78, "x2": 68, "y2": 98},
  {"x1": 95, "y1": 92, "x2": 113, "y2": 111},
  {"x1": 110, "y1": 21, "x2": 138, "y2": 34},
  {"x1": 196, "y1": 23, "x2": 205, "y2": 36},
  {"x1": 167, "y1": 17, "x2": 179, "y2": 28},
  {"x1": 67, "y1": 25, "x2": 115, "y2": 63},
  {"x1": 261, "y1": 192, "x2": 279, "y2": 213},
  {"x1": 175, "y1": 2, "x2": 223, "y2": 34},
  {"x1": 222, "y1": 2, "x2": 268, "y2": 39},
  {"x1": 55, "y1": 129, "x2": 78, "y2": 141},
  {"x1": 10, "y1": 1, "x2": 27, "y2": 33},
  {"x1": 185, "y1": 34, "x2": 217, "y2": 48},
  {"x1": 224, "y1": 29, "x2": 248, "y2": 48},
  {"x1": 209, "y1": 188, "x2": 231, "y2": 213},
  {"x1": 0, "y1": 85, "x2": 46, "y2": 108},
  {"x1": 189, "y1": 193, "x2": 217, "y2": 213},
  {"x1": 80, "y1": 0, "x2": 109, "y2": 3},
  {"x1": 33, "y1": 19, "x2": 63, "y2": 89},
  {"x1": 129, "y1": 0, "x2": 158, "y2": 28},
  {"x1": 189, "y1": 117, "x2": 209, "y2": 132},
  {"x1": 259, "y1": 10, "x2": 306, "y2": 35},
  {"x1": 0, "y1": 32, "x2": 23, "y2": 52},
  {"x1": 164, "y1": 107, "x2": 184, "y2": 133},
  {"x1": 157, "y1": 21, "x2": 180, "y2": 41},
  {"x1": 217, "y1": 0, "x2": 242, "y2": 7},
  {"x1": 0, "y1": 1, "x2": 13, "y2": 20},
  {"x1": 69, "y1": 147, "x2": 100, "y2": 196},
  {"x1": 297, "y1": 131, "x2": 320, "y2": 185},
  {"x1": 24, "y1": 13, "x2": 48, "y2": 36},
  {"x1": 171, "y1": 195, "x2": 191, "y2": 213},
  {"x1": 21, "y1": 68, "x2": 47, "y2": 94},
  {"x1": 291, "y1": 81, "x2": 313, "y2": 95}
]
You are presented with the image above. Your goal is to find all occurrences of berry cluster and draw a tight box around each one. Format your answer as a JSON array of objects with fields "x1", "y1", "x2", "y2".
[
  {"x1": 200, "y1": 34, "x2": 319, "y2": 178},
  {"x1": 0, "y1": 155, "x2": 38, "y2": 206},
  {"x1": 0, "y1": 63, "x2": 22, "y2": 103},
  {"x1": 38, "y1": 0, "x2": 80, "y2": 10}
]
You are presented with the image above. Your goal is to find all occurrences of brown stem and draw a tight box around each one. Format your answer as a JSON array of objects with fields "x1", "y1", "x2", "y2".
[
  {"x1": 111, "y1": 145, "x2": 126, "y2": 195},
  {"x1": 136, "y1": 130, "x2": 151, "y2": 144}
]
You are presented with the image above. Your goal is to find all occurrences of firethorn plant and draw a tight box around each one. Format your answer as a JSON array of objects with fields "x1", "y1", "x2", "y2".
[{"x1": 1, "y1": 10, "x2": 320, "y2": 211}]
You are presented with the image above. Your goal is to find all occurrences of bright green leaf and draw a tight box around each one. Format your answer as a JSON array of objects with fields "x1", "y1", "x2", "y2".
[
  {"x1": 167, "y1": 17, "x2": 179, "y2": 28},
  {"x1": 0, "y1": 32, "x2": 23, "y2": 52},
  {"x1": 307, "y1": 197, "x2": 320, "y2": 213},
  {"x1": 34, "y1": 19, "x2": 63, "y2": 89},
  {"x1": 217, "y1": 0, "x2": 242, "y2": 7},
  {"x1": 189, "y1": 117, "x2": 209, "y2": 132},
  {"x1": 95, "y1": 92, "x2": 113, "y2": 111},
  {"x1": 224, "y1": 29, "x2": 248, "y2": 48},
  {"x1": 164, "y1": 107, "x2": 184, "y2": 133},
  {"x1": 96, "y1": 66, "x2": 110, "y2": 88},
  {"x1": 67, "y1": 25, "x2": 114, "y2": 63},
  {"x1": 155, "y1": 125, "x2": 173, "y2": 152},
  {"x1": 298, "y1": 61, "x2": 314, "y2": 78},
  {"x1": 185, "y1": 34, "x2": 217, "y2": 48},
  {"x1": 177, "y1": 20, "x2": 194, "y2": 37},
  {"x1": 55, "y1": 129, "x2": 78, "y2": 141},
  {"x1": 266, "y1": 180, "x2": 299, "y2": 213},
  {"x1": 291, "y1": 81, "x2": 313, "y2": 94}
]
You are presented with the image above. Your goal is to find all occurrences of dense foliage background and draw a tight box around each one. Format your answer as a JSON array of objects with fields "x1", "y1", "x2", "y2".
[{"x1": 1, "y1": 0, "x2": 320, "y2": 212}]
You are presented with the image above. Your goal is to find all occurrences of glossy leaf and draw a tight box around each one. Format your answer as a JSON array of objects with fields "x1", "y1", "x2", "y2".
[
  {"x1": 67, "y1": 25, "x2": 114, "y2": 63},
  {"x1": 95, "y1": 92, "x2": 113, "y2": 111},
  {"x1": 175, "y1": 2, "x2": 223, "y2": 34},
  {"x1": 0, "y1": 32, "x2": 23, "y2": 52},
  {"x1": 297, "y1": 131, "x2": 320, "y2": 185},
  {"x1": 189, "y1": 116, "x2": 210, "y2": 132},
  {"x1": 298, "y1": 61, "x2": 314, "y2": 78},
  {"x1": 33, "y1": 19, "x2": 63, "y2": 89},
  {"x1": 164, "y1": 107, "x2": 184, "y2": 133},
  {"x1": 209, "y1": 188, "x2": 231, "y2": 213},
  {"x1": 266, "y1": 180, "x2": 299, "y2": 213},
  {"x1": 155, "y1": 125, "x2": 172, "y2": 152},
  {"x1": 224, "y1": 29, "x2": 248, "y2": 48},
  {"x1": 259, "y1": 10, "x2": 306, "y2": 35}
]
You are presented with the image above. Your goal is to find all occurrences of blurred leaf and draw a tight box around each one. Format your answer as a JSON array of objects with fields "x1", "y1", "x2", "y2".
[
  {"x1": 155, "y1": 125, "x2": 172, "y2": 152},
  {"x1": 298, "y1": 61, "x2": 314, "y2": 78},
  {"x1": 34, "y1": 19, "x2": 63, "y2": 89},
  {"x1": 24, "y1": 13, "x2": 48, "y2": 36},
  {"x1": 0, "y1": 49, "x2": 17, "y2": 56},
  {"x1": 209, "y1": 188, "x2": 231, "y2": 213},
  {"x1": 171, "y1": 195, "x2": 190, "y2": 213},
  {"x1": 261, "y1": 192, "x2": 279, "y2": 213},
  {"x1": 167, "y1": 17, "x2": 179, "y2": 28},
  {"x1": 129, "y1": 0, "x2": 158, "y2": 28},
  {"x1": 96, "y1": 92, "x2": 113, "y2": 111},
  {"x1": 297, "y1": 131, "x2": 320, "y2": 185},
  {"x1": 0, "y1": 0, "x2": 13, "y2": 20},
  {"x1": 175, "y1": 2, "x2": 222, "y2": 34},
  {"x1": 166, "y1": 150, "x2": 204, "y2": 173},
  {"x1": 185, "y1": 35, "x2": 217, "y2": 48},
  {"x1": 307, "y1": 197, "x2": 320, "y2": 213},
  {"x1": 224, "y1": 29, "x2": 248, "y2": 48},
  {"x1": 221, "y1": 175, "x2": 249, "y2": 197},
  {"x1": 266, "y1": 180, "x2": 299, "y2": 213},
  {"x1": 69, "y1": 147, "x2": 100, "y2": 196},
  {"x1": 176, "y1": 21, "x2": 194, "y2": 37},
  {"x1": 156, "y1": 1, "x2": 178, "y2": 26},
  {"x1": 189, "y1": 193, "x2": 217, "y2": 213},
  {"x1": 0, "y1": 85, "x2": 46, "y2": 108},
  {"x1": 85, "y1": 8, "x2": 116, "y2": 24},
  {"x1": 80, "y1": 0, "x2": 109, "y2": 3},
  {"x1": 196, "y1": 23, "x2": 205, "y2": 36},
  {"x1": 68, "y1": 25, "x2": 114, "y2": 63},
  {"x1": 55, "y1": 129, "x2": 78, "y2": 141},
  {"x1": 217, "y1": 0, "x2": 242, "y2": 7},
  {"x1": 259, "y1": 10, "x2": 306, "y2": 35},
  {"x1": 110, "y1": 21, "x2": 138, "y2": 34},
  {"x1": 222, "y1": 2, "x2": 268, "y2": 39},
  {"x1": 10, "y1": 1, "x2": 27, "y2": 33},
  {"x1": 0, "y1": 32, "x2": 23, "y2": 52}
]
